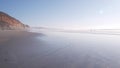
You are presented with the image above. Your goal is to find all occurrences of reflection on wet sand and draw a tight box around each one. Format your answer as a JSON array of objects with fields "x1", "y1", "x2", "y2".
[{"x1": 0, "y1": 31, "x2": 120, "y2": 68}]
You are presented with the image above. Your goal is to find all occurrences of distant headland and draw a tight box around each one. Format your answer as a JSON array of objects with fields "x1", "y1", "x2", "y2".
[{"x1": 0, "y1": 11, "x2": 29, "y2": 30}]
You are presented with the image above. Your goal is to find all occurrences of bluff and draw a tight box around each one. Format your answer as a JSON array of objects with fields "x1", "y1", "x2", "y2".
[{"x1": 0, "y1": 11, "x2": 29, "y2": 30}]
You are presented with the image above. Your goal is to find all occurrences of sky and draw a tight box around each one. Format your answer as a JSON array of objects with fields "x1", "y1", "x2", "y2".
[{"x1": 0, "y1": 0, "x2": 120, "y2": 29}]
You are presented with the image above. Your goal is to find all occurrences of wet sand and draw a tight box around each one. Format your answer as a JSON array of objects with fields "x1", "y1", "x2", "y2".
[
  {"x1": 0, "y1": 31, "x2": 120, "y2": 68},
  {"x1": 0, "y1": 31, "x2": 43, "y2": 68}
]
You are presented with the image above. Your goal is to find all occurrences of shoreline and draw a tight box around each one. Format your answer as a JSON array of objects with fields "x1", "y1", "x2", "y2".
[
  {"x1": 0, "y1": 30, "x2": 45, "y2": 68},
  {"x1": 0, "y1": 30, "x2": 43, "y2": 44},
  {"x1": 0, "y1": 30, "x2": 120, "y2": 68}
]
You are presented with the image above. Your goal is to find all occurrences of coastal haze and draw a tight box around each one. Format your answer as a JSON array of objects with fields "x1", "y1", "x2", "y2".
[
  {"x1": 1, "y1": 29, "x2": 120, "y2": 68},
  {"x1": 1, "y1": 0, "x2": 120, "y2": 68}
]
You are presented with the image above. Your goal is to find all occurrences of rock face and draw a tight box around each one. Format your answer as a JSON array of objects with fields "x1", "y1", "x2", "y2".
[{"x1": 0, "y1": 11, "x2": 29, "y2": 30}]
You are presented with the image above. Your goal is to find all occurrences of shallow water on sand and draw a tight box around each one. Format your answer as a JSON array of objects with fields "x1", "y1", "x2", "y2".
[
  {"x1": 1, "y1": 30, "x2": 120, "y2": 68},
  {"x1": 36, "y1": 31, "x2": 120, "y2": 68}
]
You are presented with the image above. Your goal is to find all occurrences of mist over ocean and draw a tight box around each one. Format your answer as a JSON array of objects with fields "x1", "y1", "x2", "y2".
[{"x1": 26, "y1": 28, "x2": 120, "y2": 68}]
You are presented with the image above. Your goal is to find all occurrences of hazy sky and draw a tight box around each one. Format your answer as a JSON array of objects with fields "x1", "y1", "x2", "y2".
[{"x1": 0, "y1": 0, "x2": 120, "y2": 29}]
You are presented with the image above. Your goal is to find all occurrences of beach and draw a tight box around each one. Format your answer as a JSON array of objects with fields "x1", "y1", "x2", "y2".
[
  {"x1": 0, "y1": 31, "x2": 42, "y2": 68},
  {"x1": 0, "y1": 31, "x2": 120, "y2": 68}
]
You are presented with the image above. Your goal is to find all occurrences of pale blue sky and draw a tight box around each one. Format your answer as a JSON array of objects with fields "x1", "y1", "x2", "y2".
[{"x1": 0, "y1": 0, "x2": 120, "y2": 29}]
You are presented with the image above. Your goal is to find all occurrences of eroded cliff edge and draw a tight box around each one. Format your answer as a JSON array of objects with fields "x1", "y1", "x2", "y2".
[{"x1": 0, "y1": 11, "x2": 29, "y2": 30}]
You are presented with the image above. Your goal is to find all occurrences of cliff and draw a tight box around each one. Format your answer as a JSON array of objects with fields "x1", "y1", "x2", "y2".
[{"x1": 0, "y1": 11, "x2": 29, "y2": 30}]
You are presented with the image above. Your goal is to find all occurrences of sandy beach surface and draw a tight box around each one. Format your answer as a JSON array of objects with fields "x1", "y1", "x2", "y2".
[
  {"x1": 0, "y1": 31, "x2": 42, "y2": 68},
  {"x1": 0, "y1": 30, "x2": 120, "y2": 68}
]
